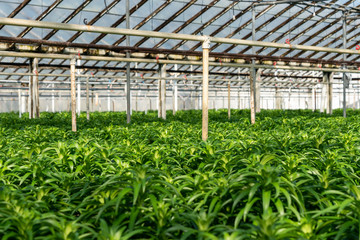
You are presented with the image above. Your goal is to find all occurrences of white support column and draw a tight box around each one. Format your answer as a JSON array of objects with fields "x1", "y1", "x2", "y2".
[
  {"x1": 312, "y1": 87, "x2": 316, "y2": 112},
  {"x1": 202, "y1": 38, "x2": 210, "y2": 141},
  {"x1": 70, "y1": 58, "x2": 77, "y2": 132},
  {"x1": 52, "y1": 83, "x2": 55, "y2": 113},
  {"x1": 255, "y1": 69, "x2": 261, "y2": 113},
  {"x1": 172, "y1": 64, "x2": 178, "y2": 115},
  {"x1": 18, "y1": 89, "x2": 22, "y2": 118},
  {"x1": 250, "y1": 68, "x2": 256, "y2": 124},
  {"x1": 32, "y1": 58, "x2": 39, "y2": 118},
  {"x1": 126, "y1": 0, "x2": 131, "y2": 123},
  {"x1": 327, "y1": 72, "x2": 334, "y2": 115},
  {"x1": 108, "y1": 89, "x2": 111, "y2": 112},
  {"x1": 159, "y1": 64, "x2": 167, "y2": 119},
  {"x1": 228, "y1": 82, "x2": 231, "y2": 120},
  {"x1": 158, "y1": 70, "x2": 161, "y2": 118},
  {"x1": 59, "y1": 91, "x2": 62, "y2": 113},
  {"x1": 86, "y1": 77, "x2": 90, "y2": 121},
  {"x1": 320, "y1": 73, "x2": 327, "y2": 113},
  {"x1": 288, "y1": 87, "x2": 292, "y2": 109},
  {"x1": 28, "y1": 59, "x2": 33, "y2": 119},
  {"x1": 275, "y1": 87, "x2": 281, "y2": 110},
  {"x1": 77, "y1": 77, "x2": 81, "y2": 115},
  {"x1": 353, "y1": 87, "x2": 356, "y2": 110}
]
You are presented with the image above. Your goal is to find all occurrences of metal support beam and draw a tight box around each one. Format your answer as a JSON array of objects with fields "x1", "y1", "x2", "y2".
[
  {"x1": 70, "y1": 58, "x2": 77, "y2": 132},
  {"x1": 159, "y1": 64, "x2": 167, "y2": 120},
  {"x1": 126, "y1": 0, "x2": 131, "y2": 124},
  {"x1": 327, "y1": 72, "x2": 333, "y2": 115},
  {"x1": 275, "y1": 87, "x2": 282, "y2": 110},
  {"x1": 228, "y1": 82, "x2": 231, "y2": 120},
  {"x1": 311, "y1": 87, "x2": 316, "y2": 112},
  {"x1": 18, "y1": 89, "x2": 22, "y2": 118},
  {"x1": 320, "y1": 74, "x2": 327, "y2": 113},
  {"x1": 0, "y1": 17, "x2": 360, "y2": 56},
  {"x1": 202, "y1": 38, "x2": 210, "y2": 141},
  {"x1": 0, "y1": 50, "x2": 359, "y2": 74},
  {"x1": 86, "y1": 77, "x2": 90, "y2": 121},
  {"x1": 52, "y1": 83, "x2": 55, "y2": 112},
  {"x1": 250, "y1": 66, "x2": 256, "y2": 124},
  {"x1": 255, "y1": 69, "x2": 261, "y2": 113},
  {"x1": 343, "y1": 13, "x2": 347, "y2": 118},
  {"x1": 33, "y1": 58, "x2": 39, "y2": 118},
  {"x1": 173, "y1": 64, "x2": 178, "y2": 115},
  {"x1": 28, "y1": 58, "x2": 33, "y2": 119},
  {"x1": 77, "y1": 75, "x2": 81, "y2": 116}
]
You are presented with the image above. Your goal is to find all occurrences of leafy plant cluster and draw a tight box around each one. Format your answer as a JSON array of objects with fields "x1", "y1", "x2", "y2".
[{"x1": 1, "y1": 109, "x2": 360, "y2": 239}]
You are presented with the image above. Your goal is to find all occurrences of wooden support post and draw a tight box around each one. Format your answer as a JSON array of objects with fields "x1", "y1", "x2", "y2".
[
  {"x1": 18, "y1": 89, "x2": 22, "y2": 118},
  {"x1": 288, "y1": 87, "x2": 292, "y2": 109},
  {"x1": 342, "y1": 13, "x2": 347, "y2": 118},
  {"x1": 145, "y1": 95, "x2": 148, "y2": 114},
  {"x1": 52, "y1": 83, "x2": 55, "y2": 112},
  {"x1": 311, "y1": 88, "x2": 315, "y2": 112},
  {"x1": 126, "y1": 0, "x2": 131, "y2": 123},
  {"x1": 28, "y1": 59, "x2": 33, "y2": 119},
  {"x1": 255, "y1": 69, "x2": 261, "y2": 113},
  {"x1": 135, "y1": 92, "x2": 138, "y2": 112},
  {"x1": 327, "y1": 72, "x2": 333, "y2": 115},
  {"x1": 107, "y1": 89, "x2": 111, "y2": 112},
  {"x1": 86, "y1": 77, "x2": 90, "y2": 121},
  {"x1": 158, "y1": 64, "x2": 167, "y2": 119},
  {"x1": 215, "y1": 91, "x2": 218, "y2": 111},
  {"x1": 172, "y1": 65, "x2": 178, "y2": 116},
  {"x1": 202, "y1": 38, "x2": 210, "y2": 141},
  {"x1": 353, "y1": 87, "x2": 356, "y2": 110},
  {"x1": 158, "y1": 69, "x2": 161, "y2": 118},
  {"x1": 228, "y1": 82, "x2": 231, "y2": 120},
  {"x1": 249, "y1": 67, "x2": 256, "y2": 124},
  {"x1": 70, "y1": 58, "x2": 77, "y2": 132},
  {"x1": 161, "y1": 64, "x2": 167, "y2": 119},
  {"x1": 77, "y1": 77, "x2": 81, "y2": 116},
  {"x1": 59, "y1": 91, "x2": 62, "y2": 113},
  {"x1": 320, "y1": 73, "x2": 327, "y2": 113},
  {"x1": 33, "y1": 58, "x2": 40, "y2": 118},
  {"x1": 275, "y1": 87, "x2": 281, "y2": 110}
]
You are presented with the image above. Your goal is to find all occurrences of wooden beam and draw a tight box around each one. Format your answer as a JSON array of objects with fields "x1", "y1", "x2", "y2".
[
  {"x1": 327, "y1": 72, "x2": 334, "y2": 114},
  {"x1": 228, "y1": 82, "x2": 231, "y2": 120},
  {"x1": 202, "y1": 39, "x2": 210, "y2": 141},
  {"x1": 320, "y1": 73, "x2": 327, "y2": 113},
  {"x1": 33, "y1": 58, "x2": 39, "y2": 118},
  {"x1": 255, "y1": 69, "x2": 261, "y2": 113},
  {"x1": 160, "y1": 64, "x2": 167, "y2": 120},
  {"x1": 250, "y1": 67, "x2": 256, "y2": 124},
  {"x1": 28, "y1": 58, "x2": 33, "y2": 119},
  {"x1": 86, "y1": 77, "x2": 90, "y2": 120},
  {"x1": 70, "y1": 58, "x2": 77, "y2": 132}
]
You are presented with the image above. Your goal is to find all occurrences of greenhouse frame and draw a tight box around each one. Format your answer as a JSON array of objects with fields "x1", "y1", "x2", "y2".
[{"x1": 2, "y1": 0, "x2": 360, "y2": 238}]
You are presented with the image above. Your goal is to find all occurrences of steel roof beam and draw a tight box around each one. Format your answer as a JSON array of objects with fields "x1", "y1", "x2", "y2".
[
  {"x1": 16, "y1": 0, "x2": 63, "y2": 38},
  {"x1": 114, "y1": 0, "x2": 175, "y2": 47},
  {"x1": 42, "y1": 0, "x2": 92, "y2": 41},
  {"x1": 268, "y1": 0, "x2": 353, "y2": 57},
  {"x1": 173, "y1": 1, "x2": 241, "y2": 51},
  {"x1": 153, "y1": 0, "x2": 221, "y2": 49},
  {"x1": 67, "y1": 0, "x2": 121, "y2": 43}
]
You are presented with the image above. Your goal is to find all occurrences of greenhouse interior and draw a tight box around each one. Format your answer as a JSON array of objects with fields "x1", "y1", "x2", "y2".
[{"x1": 2, "y1": 0, "x2": 360, "y2": 239}]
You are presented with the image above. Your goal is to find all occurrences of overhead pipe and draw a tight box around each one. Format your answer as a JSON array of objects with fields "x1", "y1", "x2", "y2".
[
  {"x1": 0, "y1": 50, "x2": 359, "y2": 74},
  {"x1": 0, "y1": 17, "x2": 359, "y2": 55}
]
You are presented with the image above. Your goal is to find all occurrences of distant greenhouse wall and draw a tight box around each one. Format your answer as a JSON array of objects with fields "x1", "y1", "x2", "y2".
[{"x1": 1, "y1": 87, "x2": 360, "y2": 113}]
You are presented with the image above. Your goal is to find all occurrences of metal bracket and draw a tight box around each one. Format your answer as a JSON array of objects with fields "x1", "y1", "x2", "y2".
[{"x1": 202, "y1": 36, "x2": 211, "y2": 49}]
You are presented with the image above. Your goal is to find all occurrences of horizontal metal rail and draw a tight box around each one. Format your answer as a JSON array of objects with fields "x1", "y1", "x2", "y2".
[{"x1": 0, "y1": 17, "x2": 359, "y2": 56}]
